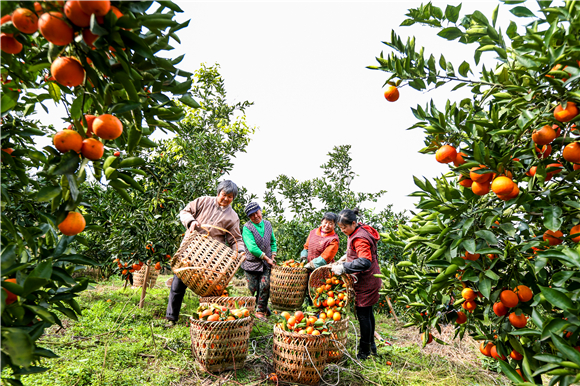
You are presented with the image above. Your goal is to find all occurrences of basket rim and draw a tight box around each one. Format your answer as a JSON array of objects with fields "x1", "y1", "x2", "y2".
[
  {"x1": 189, "y1": 316, "x2": 252, "y2": 325},
  {"x1": 273, "y1": 324, "x2": 330, "y2": 340},
  {"x1": 308, "y1": 266, "x2": 354, "y2": 304},
  {"x1": 272, "y1": 264, "x2": 309, "y2": 273}
]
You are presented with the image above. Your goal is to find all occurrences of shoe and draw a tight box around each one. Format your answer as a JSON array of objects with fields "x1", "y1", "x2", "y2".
[
  {"x1": 357, "y1": 341, "x2": 371, "y2": 360},
  {"x1": 370, "y1": 340, "x2": 378, "y2": 356},
  {"x1": 164, "y1": 320, "x2": 177, "y2": 328},
  {"x1": 255, "y1": 312, "x2": 267, "y2": 319}
]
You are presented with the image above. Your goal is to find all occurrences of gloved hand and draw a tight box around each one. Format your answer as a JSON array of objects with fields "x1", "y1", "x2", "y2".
[
  {"x1": 300, "y1": 249, "x2": 308, "y2": 260},
  {"x1": 336, "y1": 254, "x2": 347, "y2": 264},
  {"x1": 331, "y1": 263, "x2": 345, "y2": 276},
  {"x1": 305, "y1": 261, "x2": 316, "y2": 270}
]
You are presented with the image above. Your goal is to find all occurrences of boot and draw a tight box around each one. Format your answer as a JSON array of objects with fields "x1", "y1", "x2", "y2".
[
  {"x1": 357, "y1": 341, "x2": 371, "y2": 360},
  {"x1": 370, "y1": 340, "x2": 378, "y2": 356}
]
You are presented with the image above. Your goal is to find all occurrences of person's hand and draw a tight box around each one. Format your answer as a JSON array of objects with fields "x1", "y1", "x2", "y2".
[
  {"x1": 305, "y1": 261, "x2": 315, "y2": 271},
  {"x1": 331, "y1": 263, "x2": 345, "y2": 276},
  {"x1": 188, "y1": 220, "x2": 199, "y2": 231},
  {"x1": 265, "y1": 257, "x2": 275, "y2": 266}
]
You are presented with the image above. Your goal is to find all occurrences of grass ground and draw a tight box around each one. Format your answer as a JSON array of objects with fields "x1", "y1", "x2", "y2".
[{"x1": 5, "y1": 275, "x2": 511, "y2": 386}]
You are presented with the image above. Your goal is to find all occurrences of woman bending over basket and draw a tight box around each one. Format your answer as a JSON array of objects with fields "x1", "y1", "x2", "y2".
[
  {"x1": 165, "y1": 180, "x2": 244, "y2": 327},
  {"x1": 332, "y1": 208, "x2": 382, "y2": 360},
  {"x1": 241, "y1": 202, "x2": 277, "y2": 319},
  {"x1": 301, "y1": 212, "x2": 340, "y2": 270}
]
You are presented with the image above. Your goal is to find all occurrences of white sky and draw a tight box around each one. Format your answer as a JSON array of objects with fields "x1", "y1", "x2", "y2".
[{"x1": 34, "y1": 1, "x2": 516, "y2": 216}]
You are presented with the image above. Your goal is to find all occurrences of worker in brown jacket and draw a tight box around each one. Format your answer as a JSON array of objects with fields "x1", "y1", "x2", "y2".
[{"x1": 165, "y1": 180, "x2": 244, "y2": 326}]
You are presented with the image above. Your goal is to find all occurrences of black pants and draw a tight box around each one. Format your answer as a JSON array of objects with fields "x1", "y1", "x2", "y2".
[
  {"x1": 166, "y1": 275, "x2": 188, "y2": 321},
  {"x1": 356, "y1": 305, "x2": 376, "y2": 345}
]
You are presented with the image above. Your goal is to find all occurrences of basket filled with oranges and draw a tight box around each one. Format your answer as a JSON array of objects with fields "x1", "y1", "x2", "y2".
[
  {"x1": 270, "y1": 260, "x2": 309, "y2": 311},
  {"x1": 131, "y1": 264, "x2": 159, "y2": 289},
  {"x1": 309, "y1": 266, "x2": 353, "y2": 309},
  {"x1": 199, "y1": 296, "x2": 256, "y2": 316},
  {"x1": 189, "y1": 303, "x2": 252, "y2": 372},
  {"x1": 273, "y1": 310, "x2": 330, "y2": 385}
]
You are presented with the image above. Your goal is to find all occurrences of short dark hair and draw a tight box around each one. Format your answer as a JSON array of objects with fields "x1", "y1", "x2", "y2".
[
  {"x1": 322, "y1": 212, "x2": 338, "y2": 224},
  {"x1": 217, "y1": 180, "x2": 238, "y2": 198},
  {"x1": 337, "y1": 208, "x2": 359, "y2": 225}
]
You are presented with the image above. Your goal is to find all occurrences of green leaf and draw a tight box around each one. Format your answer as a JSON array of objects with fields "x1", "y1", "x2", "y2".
[
  {"x1": 551, "y1": 333, "x2": 580, "y2": 367},
  {"x1": 542, "y1": 319, "x2": 570, "y2": 340},
  {"x1": 70, "y1": 97, "x2": 83, "y2": 120},
  {"x1": 563, "y1": 201, "x2": 580, "y2": 210},
  {"x1": 126, "y1": 125, "x2": 142, "y2": 155},
  {"x1": 109, "y1": 101, "x2": 142, "y2": 114},
  {"x1": 458, "y1": 61, "x2": 471, "y2": 77},
  {"x1": 499, "y1": 223, "x2": 516, "y2": 237},
  {"x1": 36, "y1": 186, "x2": 61, "y2": 202},
  {"x1": 1, "y1": 91, "x2": 19, "y2": 113},
  {"x1": 510, "y1": 6, "x2": 536, "y2": 17},
  {"x1": 475, "y1": 230, "x2": 498, "y2": 245},
  {"x1": 118, "y1": 30, "x2": 153, "y2": 59},
  {"x1": 471, "y1": 10, "x2": 489, "y2": 25},
  {"x1": 506, "y1": 21, "x2": 518, "y2": 38},
  {"x1": 479, "y1": 277, "x2": 491, "y2": 299},
  {"x1": 498, "y1": 360, "x2": 524, "y2": 383},
  {"x1": 539, "y1": 286, "x2": 575, "y2": 312},
  {"x1": 462, "y1": 239, "x2": 476, "y2": 254},
  {"x1": 29, "y1": 260, "x2": 52, "y2": 279},
  {"x1": 444, "y1": 4, "x2": 461, "y2": 23},
  {"x1": 179, "y1": 93, "x2": 201, "y2": 108},
  {"x1": 55, "y1": 254, "x2": 100, "y2": 266},
  {"x1": 118, "y1": 157, "x2": 145, "y2": 168},
  {"x1": 437, "y1": 27, "x2": 463, "y2": 41},
  {"x1": 484, "y1": 270, "x2": 500, "y2": 280},
  {"x1": 1, "y1": 328, "x2": 34, "y2": 368},
  {"x1": 52, "y1": 151, "x2": 80, "y2": 175},
  {"x1": 543, "y1": 206, "x2": 563, "y2": 231}
]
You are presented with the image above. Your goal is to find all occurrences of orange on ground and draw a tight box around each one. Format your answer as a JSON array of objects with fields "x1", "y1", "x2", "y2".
[
  {"x1": 461, "y1": 288, "x2": 476, "y2": 301},
  {"x1": 3, "y1": 278, "x2": 18, "y2": 305},
  {"x1": 514, "y1": 285, "x2": 533, "y2": 302},
  {"x1": 81, "y1": 138, "x2": 104, "y2": 160},
  {"x1": 510, "y1": 350, "x2": 523, "y2": 361},
  {"x1": 563, "y1": 142, "x2": 580, "y2": 163},
  {"x1": 79, "y1": 0, "x2": 111, "y2": 16},
  {"x1": 479, "y1": 342, "x2": 493, "y2": 357},
  {"x1": 471, "y1": 181, "x2": 490, "y2": 196},
  {"x1": 1, "y1": 34, "x2": 23, "y2": 54},
  {"x1": 543, "y1": 230, "x2": 563, "y2": 246},
  {"x1": 435, "y1": 145, "x2": 457, "y2": 164},
  {"x1": 453, "y1": 152, "x2": 467, "y2": 166},
  {"x1": 491, "y1": 345, "x2": 506, "y2": 360},
  {"x1": 571, "y1": 225, "x2": 580, "y2": 243},
  {"x1": 93, "y1": 114, "x2": 123, "y2": 140},
  {"x1": 509, "y1": 312, "x2": 527, "y2": 328},
  {"x1": 491, "y1": 176, "x2": 514, "y2": 195},
  {"x1": 554, "y1": 102, "x2": 578, "y2": 123},
  {"x1": 51, "y1": 57, "x2": 85, "y2": 87},
  {"x1": 64, "y1": 0, "x2": 91, "y2": 27},
  {"x1": 500, "y1": 290, "x2": 519, "y2": 308},
  {"x1": 456, "y1": 311, "x2": 467, "y2": 324},
  {"x1": 38, "y1": 12, "x2": 74, "y2": 46},
  {"x1": 53, "y1": 129, "x2": 83, "y2": 153},
  {"x1": 58, "y1": 212, "x2": 86, "y2": 235},
  {"x1": 493, "y1": 302, "x2": 508, "y2": 317},
  {"x1": 12, "y1": 8, "x2": 39, "y2": 34},
  {"x1": 531, "y1": 125, "x2": 556, "y2": 146},
  {"x1": 383, "y1": 85, "x2": 399, "y2": 102}
]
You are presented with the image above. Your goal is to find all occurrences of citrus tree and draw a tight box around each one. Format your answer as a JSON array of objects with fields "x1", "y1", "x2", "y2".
[
  {"x1": 371, "y1": 1, "x2": 580, "y2": 385},
  {"x1": 1, "y1": 1, "x2": 199, "y2": 381},
  {"x1": 264, "y1": 145, "x2": 404, "y2": 261},
  {"x1": 81, "y1": 64, "x2": 257, "y2": 280}
]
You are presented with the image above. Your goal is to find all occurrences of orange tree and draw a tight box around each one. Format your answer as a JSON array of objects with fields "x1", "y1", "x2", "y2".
[
  {"x1": 370, "y1": 1, "x2": 580, "y2": 385},
  {"x1": 1, "y1": 0, "x2": 199, "y2": 380}
]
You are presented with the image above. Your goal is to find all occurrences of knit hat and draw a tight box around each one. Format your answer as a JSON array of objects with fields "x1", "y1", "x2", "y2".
[{"x1": 244, "y1": 202, "x2": 261, "y2": 216}]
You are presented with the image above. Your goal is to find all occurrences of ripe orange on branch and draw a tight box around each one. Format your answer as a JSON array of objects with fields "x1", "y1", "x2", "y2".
[
  {"x1": 491, "y1": 176, "x2": 514, "y2": 195},
  {"x1": 383, "y1": 85, "x2": 399, "y2": 102},
  {"x1": 514, "y1": 285, "x2": 533, "y2": 302},
  {"x1": 51, "y1": 57, "x2": 85, "y2": 87},
  {"x1": 12, "y1": 8, "x2": 39, "y2": 34},
  {"x1": 93, "y1": 114, "x2": 123, "y2": 140},
  {"x1": 53, "y1": 129, "x2": 82, "y2": 153},
  {"x1": 479, "y1": 341, "x2": 493, "y2": 357},
  {"x1": 78, "y1": 0, "x2": 111, "y2": 17},
  {"x1": 554, "y1": 102, "x2": 578, "y2": 122},
  {"x1": 500, "y1": 290, "x2": 519, "y2": 308},
  {"x1": 0, "y1": 34, "x2": 23, "y2": 54},
  {"x1": 81, "y1": 138, "x2": 104, "y2": 160},
  {"x1": 531, "y1": 125, "x2": 556, "y2": 146},
  {"x1": 563, "y1": 142, "x2": 580, "y2": 163},
  {"x1": 64, "y1": 0, "x2": 92, "y2": 27},
  {"x1": 58, "y1": 212, "x2": 86, "y2": 236},
  {"x1": 435, "y1": 145, "x2": 457, "y2": 164},
  {"x1": 571, "y1": 225, "x2": 580, "y2": 243},
  {"x1": 543, "y1": 230, "x2": 563, "y2": 246},
  {"x1": 3, "y1": 278, "x2": 18, "y2": 305},
  {"x1": 38, "y1": 12, "x2": 74, "y2": 46},
  {"x1": 509, "y1": 312, "x2": 527, "y2": 328},
  {"x1": 469, "y1": 166, "x2": 492, "y2": 183}
]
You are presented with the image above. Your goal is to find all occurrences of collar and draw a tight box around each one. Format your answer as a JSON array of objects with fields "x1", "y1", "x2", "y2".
[{"x1": 316, "y1": 227, "x2": 335, "y2": 237}]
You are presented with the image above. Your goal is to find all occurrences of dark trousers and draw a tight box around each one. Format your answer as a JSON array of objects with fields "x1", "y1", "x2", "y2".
[
  {"x1": 244, "y1": 266, "x2": 271, "y2": 313},
  {"x1": 356, "y1": 305, "x2": 376, "y2": 345},
  {"x1": 166, "y1": 275, "x2": 188, "y2": 321}
]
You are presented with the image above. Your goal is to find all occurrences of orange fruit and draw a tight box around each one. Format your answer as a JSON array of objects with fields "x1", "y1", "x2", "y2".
[
  {"x1": 500, "y1": 290, "x2": 519, "y2": 308},
  {"x1": 12, "y1": 8, "x2": 39, "y2": 34},
  {"x1": 462, "y1": 300, "x2": 477, "y2": 311},
  {"x1": 531, "y1": 125, "x2": 556, "y2": 146},
  {"x1": 514, "y1": 285, "x2": 533, "y2": 302},
  {"x1": 38, "y1": 12, "x2": 74, "y2": 46},
  {"x1": 58, "y1": 212, "x2": 86, "y2": 236},
  {"x1": 461, "y1": 288, "x2": 476, "y2": 301},
  {"x1": 383, "y1": 85, "x2": 399, "y2": 102},
  {"x1": 458, "y1": 176, "x2": 473, "y2": 188},
  {"x1": 333, "y1": 312, "x2": 341, "y2": 321},
  {"x1": 78, "y1": 0, "x2": 111, "y2": 16},
  {"x1": 287, "y1": 316, "x2": 296, "y2": 326},
  {"x1": 491, "y1": 176, "x2": 514, "y2": 195},
  {"x1": 470, "y1": 166, "x2": 492, "y2": 183},
  {"x1": 516, "y1": 369, "x2": 526, "y2": 382},
  {"x1": 155, "y1": 262, "x2": 161, "y2": 270},
  {"x1": 132, "y1": 264, "x2": 140, "y2": 270},
  {"x1": 305, "y1": 326, "x2": 314, "y2": 334},
  {"x1": 82, "y1": 28, "x2": 99, "y2": 47},
  {"x1": 479, "y1": 342, "x2": 493, "y2": 357},
  {"x1": 51, "y1": 57, "x2": 85, "y2": 87},
  {"x1": 64, "y1": 0, "x2": 91, "y2": 27},
  {"x1": 110, "y1": 6, "x2": 123, "y2": 19},
  {"x1": 487, "y1": 254, "x2": 498, "y2": 260},
  {"x1": 491, "y1": 345, "x2": 506, "y2": 360},
  {"x1": 574, "y1": 164, "x2": 580, "y2": 171},
  {"x1": 453, "y1": 152, "x2": 467, "y2": 166},
  {"x1": 319, "y1": 313, "x2": 326, "y2": 320},
  {"x1": 493, "y1": 302, "x2": 508, "y2": 316},
  {"x1": 82, "y1": 114, "x2": 97, "y2": 137},
  {"x1": 294, "y1": 310, "x2": 304, "y2": 323},
  {"x1": 0, "y1": 34, "x2": 23, "y2": 54},
  {"x1": 312, "y1": 330, "x2": 320, "y2": 336},
  {"x1": 3, "y1": 278, "x2": 18, "y2": 305},
  {"x1": 421, "y1": 332, "x2": 433, "y2": 345},
  {"x1": 435, "y1": 145, "x2": 457, "y2": 164},
  {"x1": 509, "y1": 312, "x2": 527, "y2": 328},
  {"x1": 327, "y1": 297, "x2": 336, "y2": 307},
  {"x1": 547, "y1": 163, "x2": 564, "y2": 174},
  {"x1": 543, "y1": 230, "x2": 563, "y2": 246},
  {"x1": 34, "y1": 2, "x2": 43, "y2": 13},
  {"x1": 554, "y1": 102, "x2": 578, "y2": 122},
  {"x1": 93, "y1": 114, "x2": 123, "y2": 140},
  {"x1": 456, "y1": 311, "x2": 467, "y2": 324},
  {"x1": 571, "y1": 225, "x2": 580, "y2": 243},
  {"x1": 471, "y1": 181, "x2": 490, "y2": 196},
  {"x1": 122, "y1": 269, "x2": 127, "y2": 275},
  {"x1": 207, "y1": 314, "x2": 219, "y2": 322},
  {"x1": 510, "y1": 350, "x2": 523, "y2": 360},
  {"x1": 81, "y1": 138, "x2": 104, "y2": 160},
  {"x1": 563, "y1": 142, "x2": 580, "y2": 163},
  {"x1": 53, "y1": 129, "x2": 83, "y2": 153},
  {"x1": 497, "y1": 183, "x2": 520, "y2": 201},
  {"x1": 281, "y1": 311, "x2": 291, "y2": 321},
  {"x1": 462, "y1": 252, "x2": 480, "y2": 261},
  {"x1": 535, "y1": 144, "x2": 552, "y2": 159}
]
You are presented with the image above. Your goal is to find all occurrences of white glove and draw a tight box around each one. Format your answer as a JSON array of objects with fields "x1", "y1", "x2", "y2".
[
  {"x1": 305, "y1": 261, "x2": 316, "y2": 270},
  {"x1": 331, "y1": 263, "x2": 345, "y2": 276},
  {"x1": 337, "y1": 254, "x2": 347, "y2": 264}
]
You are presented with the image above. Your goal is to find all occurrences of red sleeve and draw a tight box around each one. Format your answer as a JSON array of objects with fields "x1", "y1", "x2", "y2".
[
  {"x1": 321, "y1": 239, "x2": 339, "y2": 263},
  {"x1": 304, "y1": 233, "x2": 310, "y2": 250},
  {"x1": 352, "y1": 238, "x2": 372, "y2": 261}
]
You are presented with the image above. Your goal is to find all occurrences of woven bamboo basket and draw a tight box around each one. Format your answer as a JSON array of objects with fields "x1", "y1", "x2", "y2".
[
  {"x1": 327, "y1": 316, "x2": 350, "y2": 362},
  {"x1": 273, "y1": 325, "x2": 329, "y2": 385},
  {"x1": 199, "y1": 296, "x2": 256, "y2": 315},
  {"x1": 131, "y1": 265, "x2": 159, "y2": 288},
  {"x1": 171, "y1": 225, "x2": 243, "y2": 297},
  {"x1": 270, "y1": 265, "x2": 309, "y2": 311},
  {"x1": 308, "y1": 266, "x2": 355, "y2": 307},
  {"x1": 189, "y1": 316, "x2": 252, "y2": 372}
]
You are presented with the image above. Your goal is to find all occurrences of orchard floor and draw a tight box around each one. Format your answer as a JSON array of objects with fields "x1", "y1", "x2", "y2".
[{"x1": 10, "y1": 275, "x2": 511, "y2": 386}]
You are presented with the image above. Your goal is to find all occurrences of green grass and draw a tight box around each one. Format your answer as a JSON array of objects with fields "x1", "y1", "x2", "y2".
[{"x1": 3, "y1": 276, "x2": 511, "y2": 386}]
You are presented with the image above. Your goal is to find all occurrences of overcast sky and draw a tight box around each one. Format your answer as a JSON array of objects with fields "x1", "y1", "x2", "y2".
[{"x1": 36, "y1": 1, "x2": 516, "y2": 216}]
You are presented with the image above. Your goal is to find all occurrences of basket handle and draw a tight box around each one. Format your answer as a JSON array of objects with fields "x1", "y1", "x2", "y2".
[
  {"x1": 195, "y1": 223, "x2": 241, "y2": 257},
  {"x1": 173, "y1": 266, "x2": 228, "y2": 277}
]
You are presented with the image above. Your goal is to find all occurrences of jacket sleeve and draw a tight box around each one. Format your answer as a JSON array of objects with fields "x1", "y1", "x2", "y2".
[
  {"x1": 180, "y1": 199, "x2": 199, "y2": 228},
  {"x1": 343, "y1": 257, "x2": 371, "y2": 273},
  {"x1": 343, "y1": 238, "x2": 372, "y2": 273},
  {"x1": 320, "y1": 239, "x2": 339, "y2": 263},
  {"x1": 242, "y1": 226, "x2": 262, "y2": 257},
  {"x1": 226, "y1": 218, "x2": 244, "y2": 253}
]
